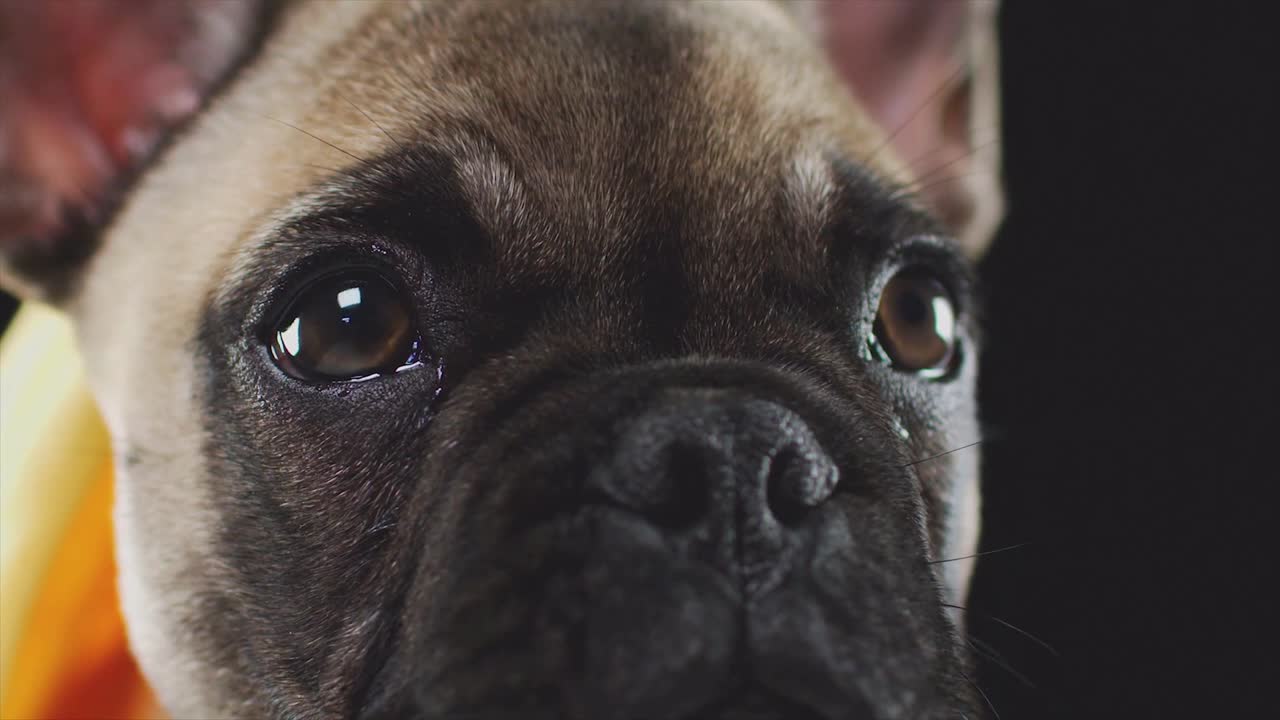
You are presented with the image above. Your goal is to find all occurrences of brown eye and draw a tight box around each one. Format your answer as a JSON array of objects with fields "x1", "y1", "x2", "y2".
[
  {"x1": 269, "y1": 272, "x2": 420, "y2": 381},
  {"x1": 872, "y1": 269, "x2": 958, "y2": 378}
]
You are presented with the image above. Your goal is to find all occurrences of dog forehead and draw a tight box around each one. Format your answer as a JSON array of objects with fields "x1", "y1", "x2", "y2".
[
  {"x1": 277, "y1": 0, "x2": 898, "y2": 284},
  {"x1": 79, "y1": 0, "x2": 906, "y2": 373}
]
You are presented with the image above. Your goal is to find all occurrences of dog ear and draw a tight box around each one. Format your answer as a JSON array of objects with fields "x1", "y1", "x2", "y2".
[
  {"x1": 809, "y1": 0, "x2": 1003, "y2": 256},
  {"x1": 0, "y1": 0, "x2": 268, "y2": 302}
]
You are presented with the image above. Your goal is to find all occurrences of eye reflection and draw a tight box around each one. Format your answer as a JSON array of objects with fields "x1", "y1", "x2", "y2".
[
  {"x1": 930, "y1": 294, "x2": 955, "y2": 343},
  {"x1": 279, "y1": 316, "x2": 303, "y2": 357},
  {"x1": 336, "y1": 287, "x2": 362, "y2": 310}
]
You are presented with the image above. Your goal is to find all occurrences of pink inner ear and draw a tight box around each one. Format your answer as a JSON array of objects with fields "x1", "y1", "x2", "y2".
[
  {"x1": 820, "y1": 0, "x2": 971, "y2": 179},
  {"x1": 0, "y1": 0, "x2": 254, "y2": 247}
]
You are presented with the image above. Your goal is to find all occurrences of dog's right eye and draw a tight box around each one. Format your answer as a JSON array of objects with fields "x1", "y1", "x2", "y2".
[{"x1": 268, "y1": 271, "x2": 422, "y2": 382}]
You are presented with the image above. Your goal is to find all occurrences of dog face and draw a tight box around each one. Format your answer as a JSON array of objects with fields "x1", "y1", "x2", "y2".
[{"x1": 1, "y1": 1, "x2": 1002, "y2": 717}]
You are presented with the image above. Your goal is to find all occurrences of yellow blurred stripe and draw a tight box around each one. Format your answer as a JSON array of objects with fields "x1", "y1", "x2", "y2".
[{"x1": 0, "y1": 304, "x2": 112, "y2": 711}]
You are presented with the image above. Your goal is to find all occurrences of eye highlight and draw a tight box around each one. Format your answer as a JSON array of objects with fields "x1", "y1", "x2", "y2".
[
  {"x1": 870, "y1": 269, "x2": 958, "y2": 379},
  {"x1": 268, "y1": 271, "x2": 422, "y2": 382}
]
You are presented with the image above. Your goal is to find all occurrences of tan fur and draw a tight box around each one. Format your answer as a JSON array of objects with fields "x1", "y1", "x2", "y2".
[{"x1": 73, "y1": 3, "x2": 393, "y2": 713}]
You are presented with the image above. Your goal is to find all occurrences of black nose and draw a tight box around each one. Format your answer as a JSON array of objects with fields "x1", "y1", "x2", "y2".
[{"x1": 588, "y1": 390, "x2": 839, "y2": 580}]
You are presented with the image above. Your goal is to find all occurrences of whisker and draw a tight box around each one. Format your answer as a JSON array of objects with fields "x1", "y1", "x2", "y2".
[
  {"x1": 902, "y1": 439, "x2": 983, "y2": 468},
  {"x1": 929, "y1": 542, "x2": 1028, "y2": 566},
  {"x1": 961, "y1": 670, "x2": 1000, "y2": 720},
  {"x1": 968, "y1": 635, "x2": 1037, "y2": 689},
  {"x1": 902, "y1": 135, "x2": 1003, "y2": 181},
  {"x1": 896, "y1": 136, "x2": 1002, "y2": 200},
  {"x1": 302, "y1": 163, "x2": 345, "y2": 175},
  {"x1": 944, "y1": 603, "x2": 1061, "y2": 658},
  {"x1": 866, "y1": 62, "x2": 969, "y2": 165},
  {"x1": 897, "y1": 171, "x2": 985, "y2": 201},
  {"x1": 341, "y1": 95, "x2": 405, "y2": 151},
  {"x1": 982, "y1": 615, "x2": 1061, "y2": 658},
  {"x1": 885, "y1": 133, "x2": 1002, "y2": 210},
  {"x1": 261, "y1": 114, "x2": 366, "y2": 163}
]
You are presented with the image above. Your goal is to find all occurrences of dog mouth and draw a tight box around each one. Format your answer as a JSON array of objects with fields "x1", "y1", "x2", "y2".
[{"x1": 376, "y1": 525, "x2": 964, "y2": 720}]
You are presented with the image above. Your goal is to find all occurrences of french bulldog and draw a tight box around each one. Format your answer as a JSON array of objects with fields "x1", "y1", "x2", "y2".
[{"x1": 0, "y1": 0, "x2": 1003, "y2": 717}]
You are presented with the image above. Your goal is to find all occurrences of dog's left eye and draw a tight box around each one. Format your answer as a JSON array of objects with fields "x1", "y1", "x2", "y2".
[
  {"x1": 269, "y1": 271, "x2": 422, "y2": 382},
  {"x1": 870, "y1": 269, "x2": 958, "y2": 378}
]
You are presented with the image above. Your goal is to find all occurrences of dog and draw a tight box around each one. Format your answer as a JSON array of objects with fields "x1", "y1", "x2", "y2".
[{"x1": 0, "y1": 1, "x2": 1003, "y2": 717}]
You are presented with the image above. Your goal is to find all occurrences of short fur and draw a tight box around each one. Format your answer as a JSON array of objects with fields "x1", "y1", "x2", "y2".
[{"x1": 2, "y1": 1, "x2": 1000, "y2": 717}]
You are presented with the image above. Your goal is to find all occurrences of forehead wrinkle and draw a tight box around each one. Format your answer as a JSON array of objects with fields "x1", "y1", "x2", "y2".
[
  {"x1": 453, "y1": 147, "x2": 546, "y2": 275},
  {"x1": 428, "y1": 3, "x2": 705, "y2": 287}
]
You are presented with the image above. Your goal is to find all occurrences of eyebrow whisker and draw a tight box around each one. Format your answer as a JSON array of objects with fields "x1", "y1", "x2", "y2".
[
  {"x1": 895, "y1": 172, "x2": 984, "y2": 204},
  {"x1": 865, "y1": 62, "x2": 970, "y2": 167},
  {"x1": 261, "y1": 114, "x2": 367, "y2": 163},
  {"x1": 903, "y1": 135, "x2": 1003, "y2": 184},
  {"x1": 341, "y1": 95, "x2": 406, "y2": 152}
]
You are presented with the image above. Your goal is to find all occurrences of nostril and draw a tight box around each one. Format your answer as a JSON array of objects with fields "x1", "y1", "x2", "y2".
[
  {"x1": 648, "y1": 443, "x2": 711, "y2": 530},
  {"x1": 765, "y1": 448, "x2": 809, "y2": 526},
  {"x1": 765, "y1": 445, "x2": 837, "y2": 526}
]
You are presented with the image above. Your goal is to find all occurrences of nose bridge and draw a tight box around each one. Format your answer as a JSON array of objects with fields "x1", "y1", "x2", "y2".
[{"x1": 589, "y1": 388, "x2": 840, "y2": 593}]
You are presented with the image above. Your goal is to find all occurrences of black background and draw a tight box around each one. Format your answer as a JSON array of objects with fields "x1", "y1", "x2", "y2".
[
  {"x1": 0, "y1": 3, "x2": 1273, "y2": 718},
  {"x1": 968, "y1": 3, "x2": 1274, "y2": 718}
]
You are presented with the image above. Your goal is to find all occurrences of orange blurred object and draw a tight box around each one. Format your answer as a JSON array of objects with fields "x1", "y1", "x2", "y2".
[{"x1": 2, "y1": 462, "x2": 163, "y2": 720}]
